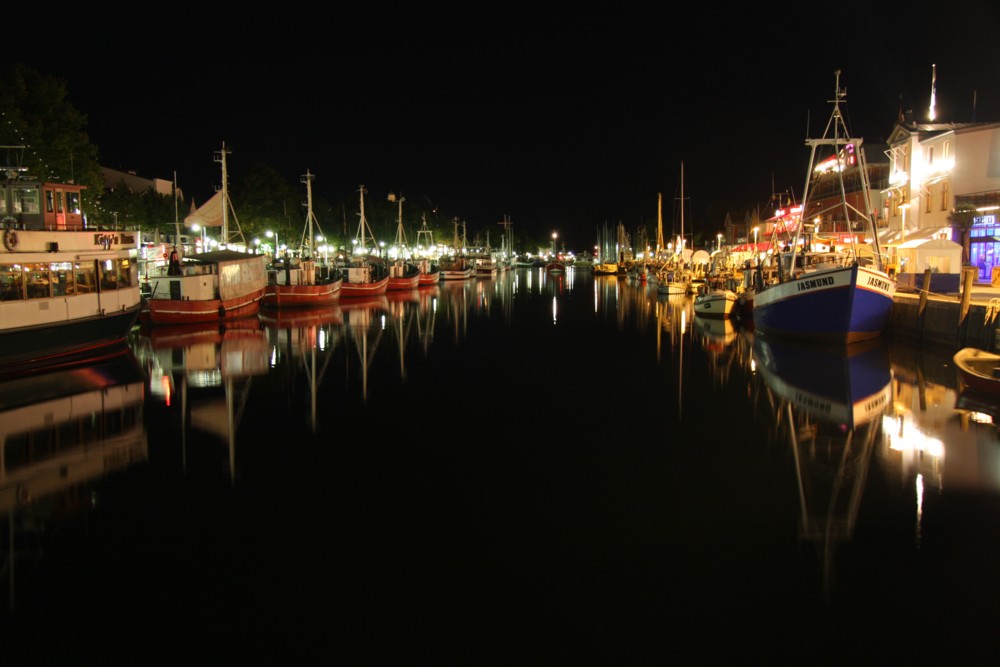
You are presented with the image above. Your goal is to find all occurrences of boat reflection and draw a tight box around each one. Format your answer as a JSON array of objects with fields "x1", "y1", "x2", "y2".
[
  {"x1": 0, "y1": 350, "x2": 147, "y2": 612},
  {"x1": 694, "y1": 314, "x2": 740, "y2": 388},
  {"x1": 753, "y1": 336, "x2": 893, "y2": 597},
  {"x1": 341, "y1": 295, "x2": 390, "y2": 402},
  {"x1": 260, "y1": 305, "x2": 345, "y2": 434},
  {"x1": 133, "y1": 319, "x2": 268, "y2": 482}
]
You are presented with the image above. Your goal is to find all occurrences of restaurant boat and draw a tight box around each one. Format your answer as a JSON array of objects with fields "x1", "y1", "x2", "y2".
[
  {"x1": 262, "y1": 170, "x2": 342, "y2": 308},
  {"x1": 752, "y1": 71, "x2": 895, "y2": 344},
  {"x1": 143, "y1": 143, "x2": 266, "y2": 324},
  {"x1": 0, "y1": 150, "x2": 142, "y2": 377}
]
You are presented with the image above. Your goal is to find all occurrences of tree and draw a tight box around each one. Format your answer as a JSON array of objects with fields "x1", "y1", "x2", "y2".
[
  {"x1": 948, "y1": 206, "x2": 977, "y2": 265},
  {"x1": 0, "y1": 64, "x2": 103, "y2": 212}
]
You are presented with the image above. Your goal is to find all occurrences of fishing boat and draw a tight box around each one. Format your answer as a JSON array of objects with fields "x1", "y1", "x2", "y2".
[
  {"x1": 143, "y1": 143, "x2": 267, "y2": 325},
  {"x1": 341, "y1": 185, "x2": 390, "y2": 297},
  {"x1": 386, "y1": 192, "x2": 421, "y2": 291},
  {"x1": 953, "y1": 347, "x2": 1000, "y2": 397},
  {"x1": 262, "y1": 170, "x2": 343, "y2": 308},
  {"x1": 415, "y1": 215, "x2": 440, "y2": 285},
  {"x1": 752, "y1": 71, "x2": 895, "y2": 344},
  {"x1": 693, "y1": 288, "x2": 737, "y2": 318},
  {"x1": 545, "y1": 260, "x2": 565, "y2": 274},
  {"x1": 0, "y1": 148, "x2": 143, "y2": 378},
  {"x1": 439, "y1": 218, "x2": 475, "y2": 280}
]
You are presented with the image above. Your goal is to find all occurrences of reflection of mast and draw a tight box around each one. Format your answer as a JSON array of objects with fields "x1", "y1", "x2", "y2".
[
  {"x1": 788, "y1": 401, "x2": 879, "y2": 598},
  {"x1": 344, "y1": 300, "x2": 387, "y2": 402},
  {"x1": 415, "y1": 287, "x2": 438, "y2": 354}
]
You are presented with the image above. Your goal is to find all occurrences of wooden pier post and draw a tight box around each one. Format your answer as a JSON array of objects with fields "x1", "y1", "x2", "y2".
[
  {"x1": 959, "y1": 267, "x2": 976, "y2": 346},
  {"x1": 917, "y1": 269, "x2": 931, "y2": 342}
]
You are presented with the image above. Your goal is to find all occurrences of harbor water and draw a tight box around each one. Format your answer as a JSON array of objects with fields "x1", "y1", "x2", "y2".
[{"x1": 3, "y1": 268, "x2": 1000, "y2": 663}]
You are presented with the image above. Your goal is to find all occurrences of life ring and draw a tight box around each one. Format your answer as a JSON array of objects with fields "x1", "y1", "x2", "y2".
[{"x1": 3, "y1": 228, "x2": 18, "y2": 251}]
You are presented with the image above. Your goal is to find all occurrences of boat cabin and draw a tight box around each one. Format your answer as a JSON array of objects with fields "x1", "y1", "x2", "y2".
[{"x1": 1, "y1": 176, "x2": 86, "y2": 232}]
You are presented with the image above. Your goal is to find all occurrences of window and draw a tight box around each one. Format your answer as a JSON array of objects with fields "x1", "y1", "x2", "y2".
[
  {"x1": 74, "y1": 262, "x2": 96, "y2": 294},
  {"x1": 45, "y1": 189, "x2": 53, "y2": 213},
  {"x1": 49, "y1": 261, "x2": 74, "y2": 296},
  {"x1": 56, "y1": 191, "x2": 64, "y2": 214},
  {"x1": 941, "y1": 181, "x2": 949, "y2": 211},
  {"x1": 928, "y1": 146, "x2": 934, "y2": 165},
  {"x1": 99, "y1": 259, "x2": 119, "y2": 291},
  {"x1": 24, "y1": 263, "x2": 50, "y2": 299},
  {"x1": 66, "y1": 191, "x2": 81, "y2": 214},
  {"x1": 944, "y1": 140, "x2": 950, "y2": 160},
  {"x1": 926, "y1": 190, "x2": 932, "y2": 213},
  {"x1": 0, "y1": 265, "x2": 24, "y2": 301},
  {"x1": 12, "y1": 187, "x2": 39, "y2": 214}
]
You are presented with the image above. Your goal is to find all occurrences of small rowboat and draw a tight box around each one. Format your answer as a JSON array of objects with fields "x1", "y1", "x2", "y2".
[{"x1": 953, "y1": 347, "x2": 1000, "y2": 396}]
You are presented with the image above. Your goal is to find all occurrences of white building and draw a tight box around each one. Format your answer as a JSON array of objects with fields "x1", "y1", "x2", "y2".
[{"x1": 883, "y1": 120, "x2": 1000, "y2": 281}]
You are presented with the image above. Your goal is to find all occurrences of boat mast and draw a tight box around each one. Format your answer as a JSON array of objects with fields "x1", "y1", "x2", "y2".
[
  {"x1": 656, "y1": 193, "x2": 664, "y2": 261},
  {"x1": 796, "y1": 70, "x2": 881, "y2": 270},
  {"x1": 391, "y1": 192, "x2": 407, "y2": 250},
  {"x1": 301, "y1": 170, "x2": 322, "y2": 259},
  {"x1": 216, "y1": 142, "x2": 231, "y2": 246},
  {"x1": 355, "y1": 185, "x2": 377, "y2": 254},
  {"x1": 173, "y1": 171, "x2": 180, "y2": 247},
  {"x1": 416, "y1": 213, "x2": 434, "y2": 250}
]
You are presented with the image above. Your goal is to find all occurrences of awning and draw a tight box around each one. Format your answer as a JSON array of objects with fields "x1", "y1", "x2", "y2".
[
  {"x1": 880, "y1": 226, "x2": 950, "y2": 246},
  {"x1": 730, "y1": 242, "x2": 773, "y2": 253}
]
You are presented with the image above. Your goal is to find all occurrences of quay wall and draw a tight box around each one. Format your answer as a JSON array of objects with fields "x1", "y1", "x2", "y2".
[{"x1": 888, "y1": 292, "x2": 1000, "y2": 353}]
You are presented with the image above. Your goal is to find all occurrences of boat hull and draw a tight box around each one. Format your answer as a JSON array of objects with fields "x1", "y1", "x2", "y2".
[
  {"x1": 143, "y1": 287, "x2": 265, "y2": 325},
  {"x1": 752, "y1": 265, "x2": 894, "y2": 344},
  {"x1": 693, "y1": 290, "x2": 736, "y2": 318},
  {"x1": 340, "y1": 276, "x2": 389, "y2": 297},
  {"x1": 0, "y1": 306, "x2": 141, "y2": 379},
  {"x1": 954, "y1": 347, "x2": 1000, "y2": 396},
  {"x1": 262, "y1": 280, "x2": 342, "y2": 308},
  {"x1": 440, "y1": 268, "x2": 474, "y2": 280},
  {"x1": 387, "y1": 275, "x2": 421, "y2": 290},
  {"x1": 418, "y1": 271, "x2": 441, "y2": 286}
]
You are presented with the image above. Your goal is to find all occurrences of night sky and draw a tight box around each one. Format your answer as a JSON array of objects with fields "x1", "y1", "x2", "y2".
[{"x1": 11, "y1": 4, "x2": 1000, "y2": 251}]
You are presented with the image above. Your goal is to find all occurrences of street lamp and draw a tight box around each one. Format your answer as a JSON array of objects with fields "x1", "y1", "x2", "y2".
[
  {"x1": 191, "y1": 223, "x2": 204, "y2": 253},
  {"x1": 551, "y1": 232, "x2": 558, "y2": 257}
]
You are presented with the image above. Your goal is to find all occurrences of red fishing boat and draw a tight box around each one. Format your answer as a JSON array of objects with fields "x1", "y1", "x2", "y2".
[
  {"x1": 262, "y1": 170, "x2": 343, "y2": 308},
  {"x1": 341, "y1": 185, "x2": 390, "y2": 297}
]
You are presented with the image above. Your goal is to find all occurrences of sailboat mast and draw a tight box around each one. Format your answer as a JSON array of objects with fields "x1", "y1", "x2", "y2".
[{"x1": 656, "y1": 192, "x2": 664, "y2": 259}]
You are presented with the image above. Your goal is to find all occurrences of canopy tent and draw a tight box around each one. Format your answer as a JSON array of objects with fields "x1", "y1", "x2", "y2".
[{"x1": 184, "y1": 190, "x2": 225, "y2": 228}]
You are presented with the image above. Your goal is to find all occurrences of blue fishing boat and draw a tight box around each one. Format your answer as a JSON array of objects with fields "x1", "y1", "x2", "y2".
[{"x1": 752, "y1": 70, "x2": 895, "y2": 344}]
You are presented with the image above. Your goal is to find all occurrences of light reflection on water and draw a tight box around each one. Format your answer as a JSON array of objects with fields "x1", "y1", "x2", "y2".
[{"x1": 3, "y1": 267, "x2": 1000, "y2": 661}]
